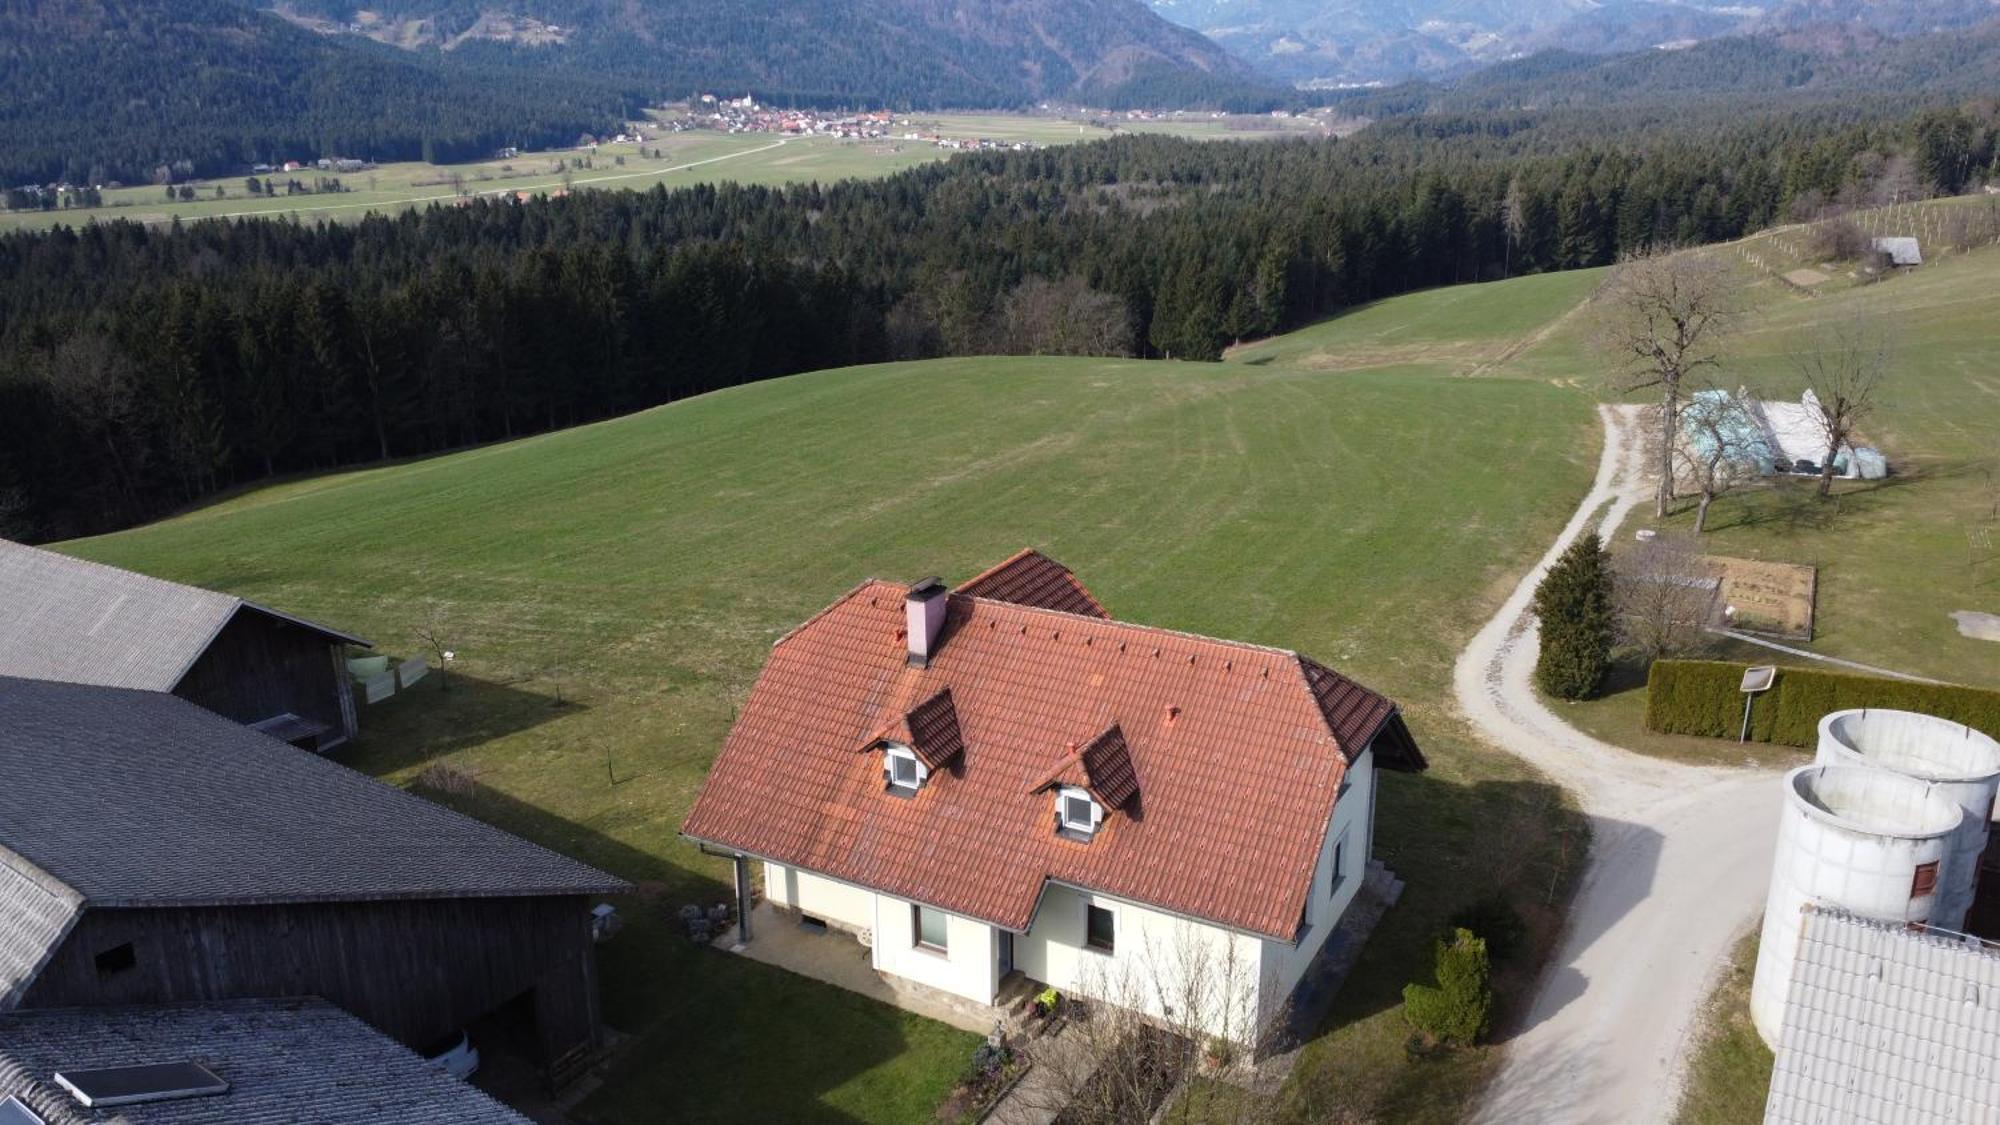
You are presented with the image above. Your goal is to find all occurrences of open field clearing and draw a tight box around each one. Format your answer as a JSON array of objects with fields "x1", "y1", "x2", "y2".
[
  {"x1": 1502, "y1": 225, "x2": 2000, "y2": 697},
  {"x1": 64, "y1": 348, "x2": 1594, "y2": 1123},
  {"x1": 1227, "y1": 268, "x2": 1606, "y2": 374},
  {"x1": 0, "y1": 111, "x2": 1329, "y2": 235}
]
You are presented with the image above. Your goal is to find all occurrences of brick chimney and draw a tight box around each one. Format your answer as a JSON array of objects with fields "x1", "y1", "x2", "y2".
[{"x1": 906, "y1": 578, "x2": 948, "y2": 668}]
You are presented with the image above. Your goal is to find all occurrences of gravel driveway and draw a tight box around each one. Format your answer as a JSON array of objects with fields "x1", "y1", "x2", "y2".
[{"x1": 1460, "y1": 405, "x2": 1782, "y2": 1125}]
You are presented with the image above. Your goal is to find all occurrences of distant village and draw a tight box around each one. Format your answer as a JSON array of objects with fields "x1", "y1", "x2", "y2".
[{"x1": 672, "y1": 95, "x2": 1040, "y2": 153}]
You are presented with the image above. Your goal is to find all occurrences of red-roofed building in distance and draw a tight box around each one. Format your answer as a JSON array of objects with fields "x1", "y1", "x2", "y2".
[{"x1": 681, "y1": 551, "x2": 1424, "y2": 1043}]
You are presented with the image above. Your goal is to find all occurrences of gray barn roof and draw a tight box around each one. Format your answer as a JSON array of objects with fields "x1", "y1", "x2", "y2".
[
  {"x1": 1764, "y1": 906, "x2": 2000, "y2": 1124},
  {"x1": 0, "y1": 539, "x2": 368, "y2": 693},
  {"x1": 0, "y1": 998, "x2": 529, "y2": 1124},
  {"x1": 0, "y1": 677, "x2": 628, "y2": 1008}
]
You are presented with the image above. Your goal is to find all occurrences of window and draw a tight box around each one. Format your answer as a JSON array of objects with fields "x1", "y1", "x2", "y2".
[
  {"x1": 1086, "y1": 905, "x2": 1115, "y2": 953},
  {"x1": 914, "y1": 904, "x2": 949, "y2": 953},
  {"x1": 1057, "y1": 787, "x2": 1100, "y2": 839},
  {"x1": 94, "y1": 942, "x2": 136, "y2": 981},
  {"x1": 884, "y1": 744, "x2": 926, "y2": 794},
  {"x1": 1329, "y1": 830, "x2": 1349, "y2": 897},
  {"x1": 1913, "y1": 861, "x2": 1940, "y2": 898}
]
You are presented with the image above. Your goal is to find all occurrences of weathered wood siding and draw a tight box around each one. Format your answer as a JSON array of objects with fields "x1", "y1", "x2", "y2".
[
  {"x1": 173, "y1": 610, "x2": 354, "y2": 746},
  {"x1": 23, "y1": 895, "x2": 601, "y2": 1060}
]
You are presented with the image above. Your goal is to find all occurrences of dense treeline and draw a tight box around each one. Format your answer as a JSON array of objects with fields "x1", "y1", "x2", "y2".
[
  {"x1": 3, "y1": 102, "x2": 1997, "y2": 541},
  {"x1": 0, "y1": 0, "x2": 645, "y2": 186}
]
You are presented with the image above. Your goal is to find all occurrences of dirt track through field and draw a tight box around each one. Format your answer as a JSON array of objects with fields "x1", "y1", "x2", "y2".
[{"x1": 1460, "y1": 405, "x2": 1782, "y2": 1124}]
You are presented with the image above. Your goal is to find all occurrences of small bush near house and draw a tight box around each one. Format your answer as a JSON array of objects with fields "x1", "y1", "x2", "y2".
[
  {"x1": 1448, "y1": 897, "x2": 1527, "y2": 965},
  {"x1": 1645, "y1": 660, "x2": 2000, "y2": 746},
  {"x1": 1533, "y1": 532, "x2": 1615, "y2": 700},
  {"x1": 1402, "y1": 928, "x2": 1493, "y2": 1047}
]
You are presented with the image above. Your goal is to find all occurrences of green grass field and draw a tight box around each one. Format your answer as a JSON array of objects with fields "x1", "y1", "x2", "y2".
[
  {"x1": 64, "y1": 305, "x2": 1598, "y2": 1122},
  {"x1": 0, "y1": 111, "x2": 1328, "y2": 235},
  {"x1": 1673, "y1": 933, "x2": 1773, "y2": 1125}
]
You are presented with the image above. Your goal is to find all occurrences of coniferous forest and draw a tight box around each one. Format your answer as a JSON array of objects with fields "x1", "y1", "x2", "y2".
[{"x1": 3, "y1": 100, "x2": 1997, "y2": 541}]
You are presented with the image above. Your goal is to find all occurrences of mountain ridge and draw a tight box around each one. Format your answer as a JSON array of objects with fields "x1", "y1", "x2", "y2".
[{"x1": 1146, "y1": 0, "x2": 2000, "y2": 85}]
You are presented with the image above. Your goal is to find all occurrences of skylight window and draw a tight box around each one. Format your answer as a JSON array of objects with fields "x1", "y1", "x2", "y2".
[
  {"x1": 0, "y1": 1096, "x2": 45, "y2": 1125},
  {"x1": 883, "y1": 743, "x2": 928, "y2": 794},
  {"x1": 53, "y1": 1063, "x2": 228, "y2": 1108},
  {"x1": 1057, "y1": 786, "x2": 1102, "y2": 840}
]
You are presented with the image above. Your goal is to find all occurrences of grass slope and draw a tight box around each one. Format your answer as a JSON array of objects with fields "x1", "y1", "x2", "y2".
[
  {"x1": 67, "y1": 345, "x2": 1596, "y2": 1122},
  {"x1": 1504, "y1": 220, "x2": 2000, "y2": 773}
]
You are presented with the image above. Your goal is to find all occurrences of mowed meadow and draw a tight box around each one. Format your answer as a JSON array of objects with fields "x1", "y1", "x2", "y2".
[{"x1": 65, "y1": 282, "x2": 1603, "y2": 1119}]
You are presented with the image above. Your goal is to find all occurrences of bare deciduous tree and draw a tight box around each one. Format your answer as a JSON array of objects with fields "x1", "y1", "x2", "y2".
[
  {"x1": 1595, "y1": 251, "x2": 1740, "y2": 518},
  {"x1": 1674, "y1": 386, "x2": 1763, "y2": 534},
  {"x1": 1793, "y1": 318, "x2": 1893, "y2": 498},
  {"x1": 1616, "y1": 531, "x2": 1718, "y2": 660},
  {"x1": 1001, "y1": 276, "x2": 1136, "y2": 358},
  {"x1": 1020, "y1": 924, "x2": 1279, "y2": 1125}
]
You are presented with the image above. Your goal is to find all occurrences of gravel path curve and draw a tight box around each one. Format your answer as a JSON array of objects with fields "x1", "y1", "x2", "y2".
[{"x1": 1461, "y1": 405, "x2": 1782, "y2": 1125}]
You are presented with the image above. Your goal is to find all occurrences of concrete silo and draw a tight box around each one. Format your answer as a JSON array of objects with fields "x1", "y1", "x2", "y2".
[
  {"x1": 1750, "y1": 764, "x2": 1963, "y2": 1046},
  {"x1": 1816, "y1": 708, "x2": 2000, "y2": 931}
]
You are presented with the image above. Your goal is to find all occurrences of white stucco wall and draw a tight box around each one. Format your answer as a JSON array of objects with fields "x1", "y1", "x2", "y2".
[
  {"x1": 1014, "y1": 883, "x2": 1266, "y2": 1042},
  {"x1": 763, "y1": 862, "x2": 875, "y2": 932},
  {"x1": 1259, "y1": 744, "x2": 1376, "y2": 1022},
  {"x1": 869, "y1": 894, "x2": 998, "y2": 1005}
]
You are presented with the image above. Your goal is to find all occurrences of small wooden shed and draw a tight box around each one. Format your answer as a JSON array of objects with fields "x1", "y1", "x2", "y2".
[{"x1": 0, "y1": 538, "x2": 368, "y2": 750}]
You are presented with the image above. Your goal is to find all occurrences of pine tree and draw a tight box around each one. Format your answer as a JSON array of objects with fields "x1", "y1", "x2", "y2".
[
  {"x1": 1533, "y1": 532, "x2": 1615, "y2": 700},
  {"x1": 1402, "y1": 928, "x2": 1493, "y2": 1047}
]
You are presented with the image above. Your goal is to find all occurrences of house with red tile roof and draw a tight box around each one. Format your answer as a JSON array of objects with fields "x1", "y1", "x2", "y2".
[{"x1": 681, "y1": 551, "x2": 1425, "y2": 1041}]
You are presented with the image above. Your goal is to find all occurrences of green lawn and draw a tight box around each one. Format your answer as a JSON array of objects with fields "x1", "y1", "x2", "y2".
[
  {"x1": 1227, "y1": 269, "x2": 1605, "y2": 374},
  {"x1": 65, "y1": 346, "x2": 1597, "y2": 1123},
  {"x1": 1674, "y1": 932, "x2": 1773, "y2": 1125},
  {"x1": 1508, "y1": 232, "x2": 2000, "y2": 692},
  {"x1": 0, "y1": 111, "x2": 1325, "y2": 234}
]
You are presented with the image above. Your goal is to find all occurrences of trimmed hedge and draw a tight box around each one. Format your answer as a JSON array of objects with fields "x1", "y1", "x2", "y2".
[{"x1": 1645, "y1": 660, "x2": 2000, "y2": 747}]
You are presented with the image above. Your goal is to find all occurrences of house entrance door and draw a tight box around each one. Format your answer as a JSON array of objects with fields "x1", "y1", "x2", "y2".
[{"x1": 997, "y1": 930, "x2": 1014, "y2": 977}]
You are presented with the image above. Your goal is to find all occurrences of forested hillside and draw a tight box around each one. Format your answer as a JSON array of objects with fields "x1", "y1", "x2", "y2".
[
  {"x1": 2, "y1": 100, "x2": 1996, "y2": 541},
  {"x1": 1331, "y1": 21, "x2": 2000, "y2": 118},
  {"x1": 0, "y1": 0, "x2": 645, "y2": 186},
  {"x1": 274, "y1": 0, "x2": 1276, "y2": 111}
]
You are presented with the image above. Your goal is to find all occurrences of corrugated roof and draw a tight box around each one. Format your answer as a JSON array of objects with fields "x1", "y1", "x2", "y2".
[
  {"x1": 0, "y1": 539, "x2": 367, "y2": 693},
  {"x1": 0, "y1": 677, "x2": 629, "y2": 916},
  {"x1": 0, "y1": 858, "x2": 81, "y2": 1013},
  {"x1": 0, "y1": 998, "x2": 529, "y2": 1124},
  {"x1": 682, "y1": 564, "x2": 1421, "y2": 941},
  {"x1": 956, "y1": 549, "x2": 1109, "y2": 618},
  {"x1": 1764, "y1": 906, "x2": 2000, "y2": 1124}
]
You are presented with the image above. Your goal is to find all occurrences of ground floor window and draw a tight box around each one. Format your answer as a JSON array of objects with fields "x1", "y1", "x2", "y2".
[
  {"x1": 915, "y1": 904, "x2": 949, "y2": 952},
  {"x1": 1086, "y1": 904, "x2": 1115, "y2": 953}
]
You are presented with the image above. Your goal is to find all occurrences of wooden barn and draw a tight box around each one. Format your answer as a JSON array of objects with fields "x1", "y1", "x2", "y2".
[
  {"x1": 0, "y1": 538, "x2": 368, "y2": 751},
  {"x1": 0, "y1": 677, "x2": 631, "y2": 1079}
]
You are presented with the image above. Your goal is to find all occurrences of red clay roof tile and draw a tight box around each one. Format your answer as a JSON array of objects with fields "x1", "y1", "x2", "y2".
[
  {"x1": 681, "y1": 560, "x2": 1421, "y2": 941},
  {"x1": 956, "y1": 549, "x2": 1109, "y2": 618}
]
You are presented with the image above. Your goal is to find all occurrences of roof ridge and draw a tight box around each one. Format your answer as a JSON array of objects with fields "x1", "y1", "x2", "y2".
[
  {"x1": 0, "y1": 845, "x2": 83, "y2": 907},
  {"x1": 954, "y1": 547, "x2": 1043, "y2": 591},
  {"x1": 954, "y1": 592, "x2": 1301, "y2": 661},
  {"x1": 0, "y1": 538, "x2": 240, "y2": 611}
]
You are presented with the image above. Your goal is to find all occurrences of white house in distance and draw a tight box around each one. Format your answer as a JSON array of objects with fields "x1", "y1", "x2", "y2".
[{"x1": 681, "y1": 550, "x2": 1425, "y2": 1042}]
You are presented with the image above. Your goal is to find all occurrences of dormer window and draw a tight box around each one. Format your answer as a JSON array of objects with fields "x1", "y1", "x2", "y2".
[
  {"x1": 1057, "y1": 786, "x2": 1102, "y2": 840},
  {"x1": 884, "y1": 743, "x2": 928, "y2": 794}
]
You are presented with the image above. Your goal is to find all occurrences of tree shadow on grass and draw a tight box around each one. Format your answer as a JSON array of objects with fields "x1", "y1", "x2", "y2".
[
  {"x1": 341, "y1": 670, "x2": 589, "y2": 776},
  {"x1": 1712, "y1": 472, "x2": 1920, "y2": 535},
  {"x1": 1311, "y1": 774, "x2": 1598, "y2": 1038},
  {"x1": 414, "y1": 777, "x2": 957, "y2": 1125}
]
